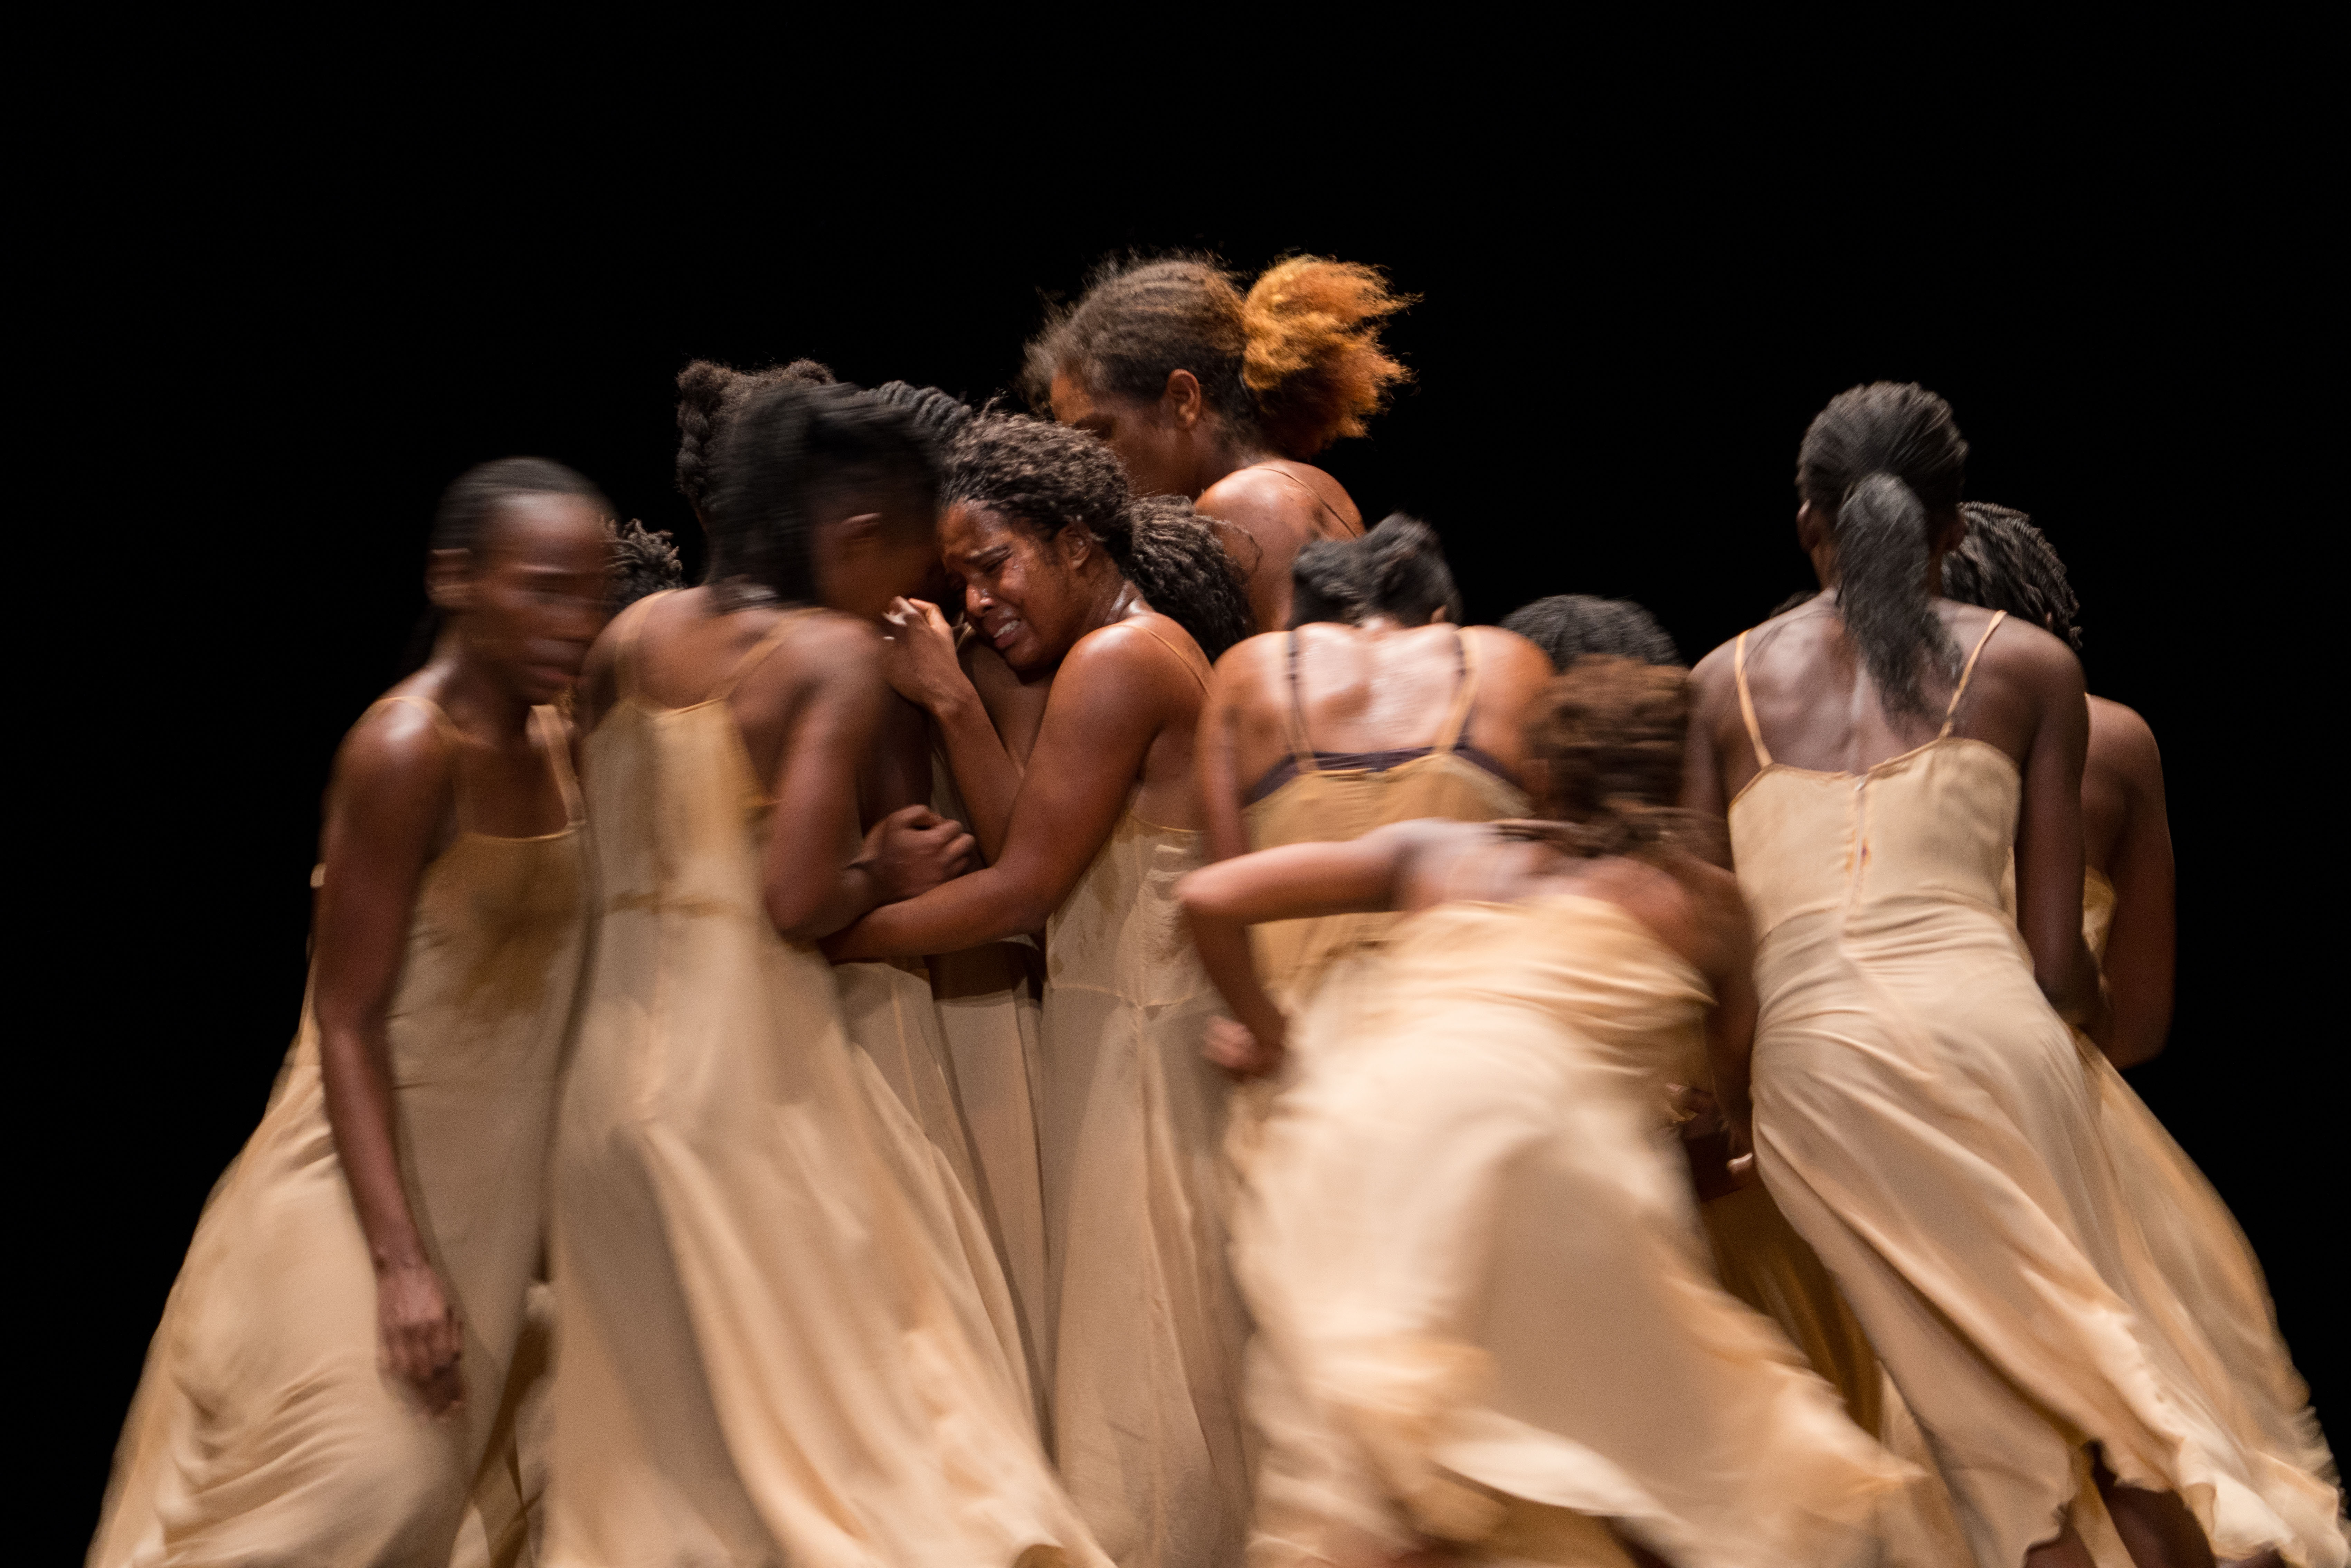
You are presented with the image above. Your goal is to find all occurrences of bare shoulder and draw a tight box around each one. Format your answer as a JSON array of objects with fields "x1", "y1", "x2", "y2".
[
  {"x1": 1463, "y1": 624, "x2": 1552, "y2": 685},
  {"x1": 1975, "y1": 608, "x2": 2084, "y2": 697},
  {"x1": 1064, "y1": 614, "x2": 1201, "y2": 691},
  {"x1": 1198, "y1": 463, "x2": 1343, "y2": 530},
  {"x1": 333, "y1": 694, "x2": 456, "y2": 820},
  {"x1": 790, "y1": 611, "x2": 884, "y2": 688},
  {"x1": 1209, "y1": 628, "x2": 1286, "y2": 687},
  {"x1": 2087, "y1": 694, "x2": 2163, "y2": 781}
]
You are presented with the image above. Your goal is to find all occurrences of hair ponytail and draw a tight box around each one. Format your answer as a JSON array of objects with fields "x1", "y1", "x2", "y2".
[
  {"x1": 1239, "y1": 257, "x2": 1413, "y2": 457},
  {"x1": 1795, "y1": 382, "x2": 1970, "y2": 715}
]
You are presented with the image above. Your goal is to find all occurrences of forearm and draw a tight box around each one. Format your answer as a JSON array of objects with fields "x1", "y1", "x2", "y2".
[
  {"x1": 931, "y1": 693, "x2": 1023, "y2": 863},
  {"x1": 772, "y1": 862, "x2": 884, "y2": 943},
  {"x1": 1188, "y1": 909, "x2": 1285, "y2": 1043},
  {"x1": 827, "y1": 863, "x2": 1055, "y2": 960},
  {"x1": 319, "y1": 1027, "x2": 427, "y2": 1271}
]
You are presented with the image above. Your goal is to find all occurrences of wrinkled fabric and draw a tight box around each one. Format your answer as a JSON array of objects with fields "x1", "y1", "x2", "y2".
[
  {"x1": 1736, "y1": 739, "x2": 2347, "y2": 1567},
  {"x1": 1236, "y1": 895, "x2": 1909, "y2": 1568},
  {"x1": 545, "y1": 683, "x2": 1102, "y2": 1567},
  {"x1": 1041, "y1": 809, "x2": 1251, "y2": 1567},
  {"x1": 92, "y1": 715, "x2": 590, "y2": 1568}
]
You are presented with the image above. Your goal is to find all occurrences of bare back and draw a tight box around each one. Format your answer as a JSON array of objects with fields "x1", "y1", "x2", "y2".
[{"x1": 1196, "y1": 459, "x2": 1363, "y2": 632}]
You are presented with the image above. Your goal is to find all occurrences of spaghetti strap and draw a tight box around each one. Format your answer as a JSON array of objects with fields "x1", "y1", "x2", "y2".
[
  {"x1": 1938, "y1": 610, "x2": 2008, "y2": 739},
  {"x1": 1732, "y1": 630, "x2": 1773, "y2": 769},
  {"x1": 1240, "y1": 460, "x2": 1354, "y2": 534},
  {"x1": 1434, "y1": 628, "x2": 1481, "y2": 756},
  {"x1": 1126, "y1": 620, "x2": 1212, "y2": 692},
  {"x1": 373, "y1": 694, "x2": 475, "y2": 835},
  {"x1": 531, "y1": 705, "x2": 585, "y2": 827},
  {"x1": 613, "y1": 590, "x2": 674, "y2": 701},
  {"x1": 1283, "y1": 630, "x2": 1319, "y2": 775},
  {"x1": 708, "y1": 610, "x2": 814, "y2": 705}
]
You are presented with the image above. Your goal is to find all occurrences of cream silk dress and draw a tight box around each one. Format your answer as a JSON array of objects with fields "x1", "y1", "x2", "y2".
[
  {"x1": 92, "y1": 700, "x2": 590, "y2": 1568},
  {"x1": 925, "y1": 747, "x2": 1057, "y2": 1439},
  {"x1": 1039, "y1": 625, "x2": 1251, "y2": 1568},
  {"x1": 1731, "y1": 615, "x2": 2347, "y2": 1567},
  {"x1": 544, "y1": 602, "x2": 1103, "y2": 1568},
  {"x1": 1236, "y1": 889, "x2": 1910, "y2": 1568}
]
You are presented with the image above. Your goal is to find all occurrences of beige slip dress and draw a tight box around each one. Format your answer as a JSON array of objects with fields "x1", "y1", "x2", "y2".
[
  {"x1": 925, "y1": 745, "x2": 1057, "y2": 1439},
  {"x1": 1039, "y1": 623, "x2": 1251, "y2": 1568},
  {"x1": 1732, "y1": 612, "x2": 2347, "y2": 1567},
  {"x1": 543, "y1": 598, "x2": 1102, "y2": 1567},
  {"x1": 91, "y1": 699, "x2": 589, "y2": 1568},
  {"x1": 1236, "y1": 889, "x2": 1911, "y2": 1568}
]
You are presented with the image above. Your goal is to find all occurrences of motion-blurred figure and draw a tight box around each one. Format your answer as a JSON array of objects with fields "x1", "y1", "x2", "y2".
[
  {"x1": 92, "y1": 460, "x2": 611, "y2": 1567},
  {"x1": 1684, "y1": 382, "x2": 2342, "y2": 1567},
  {"x1": 1182, "y1": 659, "x2": 1911, "y2": 1567},
  {"x1": 549, "y1": 381, "x2": 1104, "y2": 1565},
  {"x1": 1499, "y1": 592, "x2": 1681, "y2": 670},
  {"x1": 1026, "y1": 253, "x2": 1411, "y2": 633}
]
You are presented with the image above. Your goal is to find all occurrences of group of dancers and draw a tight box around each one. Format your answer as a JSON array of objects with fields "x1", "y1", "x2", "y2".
[{"x1": 90, "y1": 255, "x2": 2344, "y2": 1568}]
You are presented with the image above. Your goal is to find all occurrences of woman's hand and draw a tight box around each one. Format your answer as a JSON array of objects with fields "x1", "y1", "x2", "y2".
[
  {"x1": 860, "y1": 804, "x2": 975, "y2": 902},
  {"x1": 378, "y1": 1260, "x2": 465, "y2": 1417},
  {"x1": 880, "y1": 598, "x2": 977, "y2": 718},
  {"x1": 1204, "y1": 1015, "x2": 1286, "y2": 1080}
]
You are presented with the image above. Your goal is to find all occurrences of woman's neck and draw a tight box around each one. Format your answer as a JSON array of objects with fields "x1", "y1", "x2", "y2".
[
  {"x1": 422, "y1": 637, "x2": 534, "y2": 739},
  {"x1": 1190, "y1": 427, "x2": 1276, "y2": 495}
]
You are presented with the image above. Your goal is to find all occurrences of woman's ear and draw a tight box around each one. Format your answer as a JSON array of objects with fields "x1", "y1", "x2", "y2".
[
  {"x1": 426, "y1": 548, "x2": 475, "y2": 612},
  {"x1": 1056, "y1": 524, "x2": 1097, "y2": 570},
  {"x1": 1162, "y1": 368, "x2": 1204, "y2": 432},
  {"x1": 1794, "y1": 500, "x2": 1826, "y2": 553},
  {"x1": 1428, "y1": 605, "x2": 1452, "y2": 624}
]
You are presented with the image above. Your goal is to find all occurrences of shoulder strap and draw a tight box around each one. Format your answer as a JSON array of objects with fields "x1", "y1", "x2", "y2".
[
  {"x1": 375, "y1": 694, "x2": 474, "y2": 835},
  {"x1": 1127, "y1": 620, "x2": 1212, "y2": 693},
  {"x1": 1282, "y1": 630, "x2": 1319, "y2": 775},
  {"x1": 1241, "y1": 460, "x2": 1353, "y2": 533},
  {"x1": 613, "y1": 589, "x2": 674, "y2": 701},
  {"x1": 1732, "y1": 630, "x2": 1773, "y2": 769},
  {"x1": 531, "y1": 705, "x2": 585, "y2": 827},
  {"x1": 1435, "y1": 628, "x2": 1481, "y2": 756},
  {"x1": 708, "y1": 610, "x2": 814, "y2": 704},
  {"x1": 1938, "y1": 610, "x2": 2008, "y2": 739}
]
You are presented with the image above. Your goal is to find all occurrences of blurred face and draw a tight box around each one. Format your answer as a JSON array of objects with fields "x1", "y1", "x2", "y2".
[
  {"x1": 1049, "y1": 369, "x2": 1192, "y2": 498},
  {"x1": 809, "y1": 479, "x2": 940, "y2": 622},
  {"x1": 444, "y1": 493, "x2": 609, "y2": 703},
  {"x1": 940, "y1": 501, "x2": 1093, "y2": 675}
]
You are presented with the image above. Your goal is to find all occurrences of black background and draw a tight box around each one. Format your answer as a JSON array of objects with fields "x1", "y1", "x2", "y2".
[{"x1": 38, "y1": 59, "x2": 2339, "y2": 1556}]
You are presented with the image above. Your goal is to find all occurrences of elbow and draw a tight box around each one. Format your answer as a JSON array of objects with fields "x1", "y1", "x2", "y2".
[{"x1": 765, "y1": 892, "x2": 842, "y2": 945}]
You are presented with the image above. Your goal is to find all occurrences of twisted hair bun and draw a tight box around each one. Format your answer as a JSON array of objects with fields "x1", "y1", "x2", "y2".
[
  {"x1": 1024, "y1": 253, "x2": 1411, "y2": 459},
  {"x1": 1523, "y1": 658, "x2": 1703, "y2": 859},
  {"x1": 674, "y1": 357, "x2": 836, "y2": 512}
]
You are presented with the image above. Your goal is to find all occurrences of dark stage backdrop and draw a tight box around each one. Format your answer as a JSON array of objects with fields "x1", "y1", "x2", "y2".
[{"x1": 48, "y1": 138, "x2": 2336, "y2": 1550}]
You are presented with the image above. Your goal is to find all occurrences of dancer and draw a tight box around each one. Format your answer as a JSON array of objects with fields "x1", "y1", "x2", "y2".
[
  {"x1": 1182, "y1": 659, "x2": 1911, "y2": 1568},
  {"x1": 827, "y1": 412, "x2": 1248, "y2": 1568},
  {"x1": 1194, "y1": 513, "x2": 1551, "y2": 1048},
  {"x1": 92, "y1": 459, "x2": 610, "y2": 1567},
  {"x1": 1684, "y1": 382, "x2": 2343, "y2": 1567},
  {"x1": 1944, "y1": 501, "x2": 2341, "y2": 1493},
  {"x1": 548, "y1": 380, "x2": 1105, "y2": 1566},
  {"x1": 1499, "y1": 592, "x2": 1681, "y2": 670},
  {"x1": 1025, "y1": 253, "x2": 1411, "y2": 632}
]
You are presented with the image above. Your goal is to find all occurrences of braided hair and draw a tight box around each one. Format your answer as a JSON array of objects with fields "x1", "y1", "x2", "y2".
[
  {"x1": 1796, "y1": 382, "x2": 1971, "y2": 714},
  {"x1": 1941, "y1": 502, "x2": 2084, "y2": 649},
  {"x1": 702, "y1": 380, "x2": 942, "y2": 607},
  {"x1": 673, "y1": 358, "x2": 836, "y2": 514},
  {"x1": 1023, "y1": 254, "x2": 1413, "y2": 458},
  {"x1": 944, "y1": 413, "x2": 1252, "y2": 661},
  {"x1": 1499, "y1": 595, "x2": 1680, "y2": 671},
  {"x1": 604, "y1": 518, "x2": 684, "y2": 611},
  {"x1": 1519, "y1": 658, "x2": 1711, "y2": 861},
  {"x1": 866, "y1": 380, "x2": 975, "y2": 451}
]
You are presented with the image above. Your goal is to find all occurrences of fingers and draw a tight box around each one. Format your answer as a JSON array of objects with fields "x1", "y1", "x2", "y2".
[
  {"x1": 888, "y1": 804, "x2": 944, "y2": 830},
  {"x1": 946, "y1": 831, "x2": 976, "y2": 873}
]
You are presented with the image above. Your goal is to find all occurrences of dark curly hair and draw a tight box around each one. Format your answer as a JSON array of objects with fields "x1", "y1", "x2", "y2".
[
  {"x1": 1499, "y1": 594, "x2": 1680, "y2": 671},
  {"x1": 1022, "y1": 254, "x2": 1412, "y2": 458},
  {"x1": 1797, "y1": 382, "x2": 1971, "y2": 715},
  {"x1": 1123, "y1": 495, "x2": 1254, "y2": 662},
  {"x1": 604, "y1": 518, "x2": 684, "y2": 611},
  {"x1": 944, "y1": 413, "x2": 1252, "y2": 661},
  {"x1": 866, "y1": 380, "x2": 975, "y2": 451},
  {"x1": 673, "y1": 358, "x2": 836, "y2": 514},
  {"x1": 1941, "y1": 501, "x2": 2083, "y2": 650},
  {"x1": 1288, "y1": 535, "x2": 1369, "y2": 627},
  {"x1": 1359, "y1": 513, "x2": 1460, "y2": 625},
  {"x1": 703, "y1": 380, "x2": 942, "y2": 607},
  {"x1": 1519, "y1": 658, "x2": 1708, "y2": 861}
]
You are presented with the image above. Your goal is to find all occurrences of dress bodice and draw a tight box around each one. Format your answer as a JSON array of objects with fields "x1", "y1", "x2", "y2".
[
  {"x1": 584, "y1": 695, "x2": 774, "y2": 932},
  {"x1": 1046, "y1": 807, "x2": 1211, "y2": 1006}
]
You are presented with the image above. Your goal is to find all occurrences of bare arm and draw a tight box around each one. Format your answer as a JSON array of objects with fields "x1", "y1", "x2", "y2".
[
  {"x1": 763, "y1": 624, "x2": 971, "y2": 941},
  {"x1": 2097, "y1": 706, "x2": 2175, "y2": 1067},
  {"x1": 1695, "y1": 868, "x2": 1760, "y2": 1142},
  {"x1": 2013, "y1": 642, "x2": 2104, "y2": 1028},
  {"x1": 824, "y1": 627, "x2": 1178, "y2": 958},
  {"x1": 1195, "y1": 643, "x2": 1260, "y2": 864},
  {"x1": 1680, "y1": 644, "x2": 1735, "y2": 824},
  {"x1": 312, "y1": 705, "x2": 466, "y2": 1416}
]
